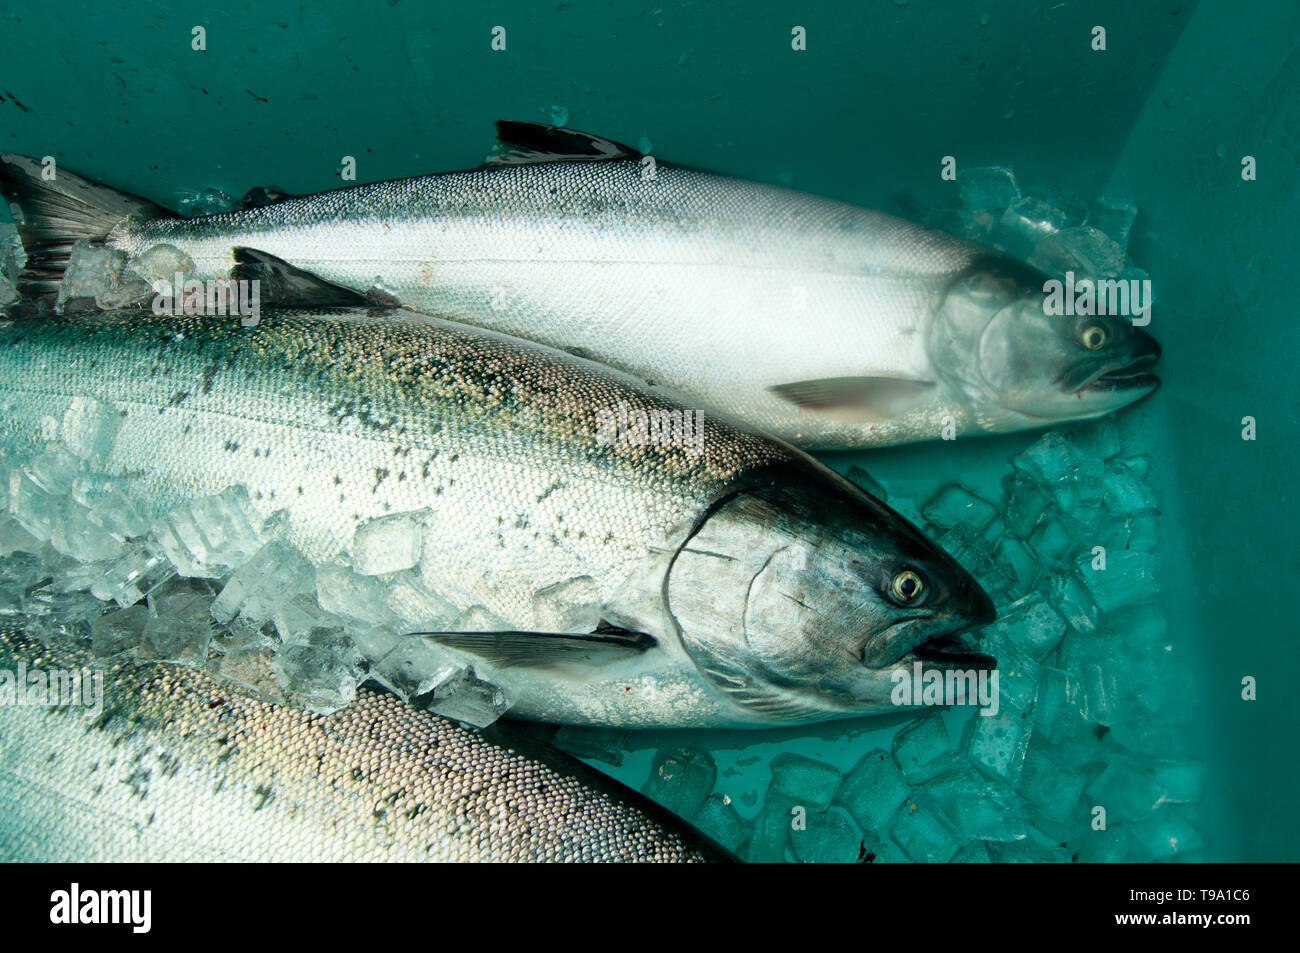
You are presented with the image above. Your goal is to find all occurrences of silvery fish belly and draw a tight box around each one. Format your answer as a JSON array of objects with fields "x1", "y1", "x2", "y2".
[
  {"x1": 1, "y1": 123, "x2": 1161, "y2": 450},
  {"x1": 0, "y1": 626, "x2": 726, "y2": 862},
  {"x1": 0, "y1": 309, "x2": 993, "y2": 728}
]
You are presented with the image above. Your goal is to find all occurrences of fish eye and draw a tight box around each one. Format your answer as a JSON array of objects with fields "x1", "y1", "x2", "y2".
[
  {"x1": 890, "y1": 568, "x2": 925, "y2": 603},
  {"x1": 1081, "y1": 325, "x2": 1107, "y2": 350}
]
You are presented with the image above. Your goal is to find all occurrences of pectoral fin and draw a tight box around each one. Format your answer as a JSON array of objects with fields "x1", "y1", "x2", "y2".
[
  {"x1": 230, "y1": 247, "x2": 387, "y2": 308},
  {"x1": 420, "y1": 622, "x2": 655, "y2": 670},
  {"x1": 768, "y1": 376, "x2": 936, "y2": 421}
]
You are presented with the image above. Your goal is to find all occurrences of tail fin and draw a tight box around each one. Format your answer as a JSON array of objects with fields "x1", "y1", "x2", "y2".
[{"x1": 0, "y1": 154, "x2": 176, "y2": 297}]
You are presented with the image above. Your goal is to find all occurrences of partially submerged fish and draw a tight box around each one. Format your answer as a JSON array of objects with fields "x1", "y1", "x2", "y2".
[
  {"x1": 0, "y1": 309, "x2": 993, "y2": 728},
  {"x1": 0, "y1": 625, "x2": 729, "y2": 861},
  {"x1": 0, "y1": 123, "x2": 1160, "y2": 449}
]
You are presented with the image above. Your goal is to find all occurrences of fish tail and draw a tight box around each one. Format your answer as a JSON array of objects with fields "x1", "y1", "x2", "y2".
[{"x1": 0, "y1": 153, "x2": 176, "y2": 297}]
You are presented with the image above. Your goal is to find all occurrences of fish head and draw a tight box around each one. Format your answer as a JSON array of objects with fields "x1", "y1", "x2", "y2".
[
  {"x1": 933, "y1": 256, "x2": 1161, "y2": 425},
  {"x1": 665, "y1": 464, "x2": 996, "y2": 720}
]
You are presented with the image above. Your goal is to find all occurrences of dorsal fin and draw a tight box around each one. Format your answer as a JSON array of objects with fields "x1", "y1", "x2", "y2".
[{"x1": 488, "y1": 121, "x2": 642, "y2": 167}]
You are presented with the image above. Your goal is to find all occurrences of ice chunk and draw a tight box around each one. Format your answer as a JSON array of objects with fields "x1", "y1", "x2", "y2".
[
  {"x1": 1102, "y1": 466, "x2": 1156, "y2": 516},
  {"x1": 90, "y1": 542, "x2": 176, "y2": 607},
  {"x1": 272, "y1": 643, "x2": 358, "y2": 714},
  {"x1": 152, "y1": 486, "x2": 267, "y2": 578},
  {"x1": 271, "y1": 591, "x2": 344, "y2": 643},
  {"x1": 1088, "y1": 196, "x2": 1138, "y2": 249},
  {"x1": 1029, "y1": 225, "x2": 1125, "y2": 278},
  {"x1": 60, "y1": 395, "x2": 123, "y2": 465},
  {"x1": 531, "y1": 575, "x2": 602, "y2": 632},
  {"x1": 315, "y1": 565, "x2": 394, "y2": 626},
  {"x1": 424, "y1": 665, "x2": 511, "y2": 727},
  {"x1": 214, "y1": 646, "x2": 284, "y2": 702},
  {"x1": 369, "y1": 636, "x2": 456, "y2": 702},
  {"x1": 892, "y1": 711, "x2": 956, "y2": 784},
  {"x1": 348, "y1": 624, "x2": 401, "y2": 662},
  {"x1": 992, "y1": 535, "x2": 1043, "y2": 598},
  {"x1": 0, "y1": 514, "x2": 41, "y2": 557},
  {"x1": 1077, "y1": 549, "x2": 1156, "y2": 613},
  {"x1": 889, "y1": 793, "x2": 962, "y2": 862},
  {"x1": 790, "y1": 809, "x2": 861, "y2": 863},
  {"x1": 140, "y1": 610, "x2": 212, "y2": 666},
  {"x1": 1032, "y1": 666, "x2": 1078, "y2": 744},
  {"x1": 448, "y1": 604, "x2": 511, "y2": 631},
  {"x1": 352, "y1": 508, "x2": 427, "y2": 575},
  {"x1": 767, "y1": 754, "x2": 841, "y2": 812},
  {"x1": 964, "y1": 700, "x2": 1033, "y2": 783},
  {"x1": 926, "y1": 767, "x2": 1027, "y2": 842},
  {"x1": 691, "y1": 794, "x2": 751, "y2": 854},
  {"x1": 1047, "y1": 571, "x2": 1099, "y2": 633},
  {"x1": 129, "y1": 243, "x2": 195, "y2": 287},
  {"x1": 25, "y1": 445, "x2": 83, "y2": 496},
  {"x1": 1074, "y1": 826, "x2": 1136, "y2": 863},
  {"x1": 210, "y1": 540, "x2": 313, "y2": 626},
  {"x1": 995, "y1": 197, "x2": 1073, "y2": 260},
  {"x1": 91, "y1": 604, "x2": 151, "y2": 658},
  {"x1": 1085, "y1": 756, "x2": 1166, "y2": 822},
  {"x1": 746, "y1": 793, "x2": 796, "y2": 863},
  {"x1": 641, "y1": 747, "x2": 717, "y2": 817},
  {"x1": 989, "y1": 592, "x2": 1066, "y2": 660},
  {"x1": 175, "y1": 188, "x2": 237, "y2": 217},
  {"x1": 73, "y1": 477, "x2": 149, "y2": 539},
  {"x1": 1018, "y1": 742, "x2": 1088, "y2": 826},
  {"x1": 922, "y1": 484, "x2": 997, "y2": 532},
  {"x1": 835, "y1": 748, "x2": 909, "y2": 833},
  {"x1": 383, "y1": 573, "x2": 460, "y2": 630},
  {"x1": 56, "y1": 240, "x2": 151, "y2": 312},
  {"x1": 553, "y1": 726, "x2": 632, "y2": 767},
  {"x1": 1127, "y1": 810, "x2": 1203, "y2": 860},
  {"x1": 1001, "y1": 470, "x2": 1051, "y2": 538},
  {"x1": 1013, "y1": 433, "x2": 1084, "y2": 484},
  {"x1": 50, "y1": 500, "x2": 126, "y2": 564},
  {"x1": 959, "y1": 166, "x2": 1020, "y2": 211}
]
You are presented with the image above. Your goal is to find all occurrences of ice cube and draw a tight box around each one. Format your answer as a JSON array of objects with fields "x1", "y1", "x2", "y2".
[
  {"x1": 1102, "y1": 467, "x2": 1156, "y2": 516},
  {"x1": 352, "y1": 508, "x2": 428, "y2": 575},
  {"x1": 889, "y1": 793, "x2": 962, "y2": 862},
  {"x1": 767, "y1": 754, "x2": 841, "y2": 812},
  {"x1": 424, "y1": 666, "x2": 511, "y2": 728},
  {"x1": 1127, "y1": 810, "x2": 1203, "y2": 860},
  {"x1": 74, "y1": 478, "x2": 149, "y2": 539},
  {"x1": 925, "y1": 767, "x2": 1027, "y2": 843},
  {"x1": 552, "y1": 726, "x2": 632, "y2": 767},
  {"x1": 210, "y1": 540, "x2": 313, "y2": 625},
  {"x1": 272, "y1": 643, "x2": 358, "y2": 714},
  {"x1": 790, "y1": 809, "x2": 861, "y2": 864},
  {"x1": 58, "y1": 395, "x2": 123, "y2": 466},
  {"x1": 139, "y1": 611, "x2": 212, "y2": 666},
  {"x1": 0, "y1": 514, "x2": 41, "y2": 556},
  {"x1": 641, "y1": 746, "x2": 717, "y2": 816},
  {"x1": 834, "y1": 748, "x2": 910, "y2": 833},
  {"x1": 50, "y1": 501, "x2": 126, "y2": 564},
  {"x1": 1085, "y1": 756, "x2": 1166, "y2": 822},
  {"x1": 922, "y1": 484, "x2": 997, "y2": 532},
  {"x1": 993, "y1": 535, "x2": 1043, "y2": 598},
  {"x1": 369, "y1": 637, "x2": 457, "y2": 702},
  {"x1": 1018, "y1": 742, "x2": 1088, "y2": 826},
  {"x1": 991, "y1": 592, "x2": 1066, "y2": 660},
  {"x1": 271, "y1": 591, "x2": 345, "y2": 643},
  {"x1": 1013, "y1": 433, "x2": 1084, "y2": 484},
  {"x1": 382, "y1": 573, "x2": 460, "y2": 630},
  {"x1": 746, "y1": 793, "x2": 797, "y2": 863},
  {"x1": 90, "y1": 542, "x2": 176, "y2": 607},
  {"x1": 1032, "y1": 666, "x2": 1078, "y2": 744},
  {"x1": 56, "y1": 240, "x2": 151, "y2": 312},
  {"x1": 214, "y1": 646, "x2": 284, "y2": 702},
  {"x1": 691, "y1": 794, "x2": 751, "y2": 854},
  {"x1": 174, "y1": 188, "x2": 237, "y2": 217},
  {"x1": 531, "y1": 575, "x2": 603, "y2": 632},
  {"x1": 1001, "y1": 470, "x2": 1051, "y2": 538},
  {"x1": 315, "y1": 564, "x2": 394, "y2": 626},
  {"x1": 129, "y1": 243, "x2": 195, "y2": 287},
  {"x1": 1077, "y1": 549, "x2": 1157, "y2": 613},
  {"x1": 996, "y1": 197, "x2": 1073, "y2": 260},
  {"x1": 892, "y1": 711, "x2": 957, "y2": 783},
  {"x1": 1028, "y1": 512, "x2": 1083, "y2": 568},
  {"x1": 1088, "y1": 196, "x2": 1138, "y2": 249},
  {"x1": 348, "y1": 624, "x2": 401, "y2": 662},
  {"x1": 1029, "y1": 226, "x2": 1125, "y2": 278},
  {"x1": 964, "y1": 700, "x2": 1033, "y2": 783},
  {"x1": 9, "y1": 468, "x2": 61, "y2": 542},
  {"x1": 1047, "y1": 570, "x2": 1100, "y2": 633},
  {"x1": 90, "y1": 604, "x2": 151, "y2": 658},
  {"x1": 153, "y1": 486, "x2": 267, "y2": 577},
  {"x1": 959, "y1": 166, "x2": 1020, "y2": 211},
  {"x1": 1074, "y1": 826, "x2": 1137, "y2": 863}
]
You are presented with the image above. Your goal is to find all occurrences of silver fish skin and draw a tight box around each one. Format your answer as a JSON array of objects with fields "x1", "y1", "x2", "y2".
[
  {"x1": 0, "y1": 309, "x2": 992, "y2": 728},
  {"x1": 0, "y1": 130, "x2": 1161, "y2": 450},
  {"x1": 0, "y1": 626, "x2": 729, "y2": 862}
]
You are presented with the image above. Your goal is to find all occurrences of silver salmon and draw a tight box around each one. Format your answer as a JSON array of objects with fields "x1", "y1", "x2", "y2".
[
  {"x1": 0, "y1": 123, "x2": 1160, "y2": 449},
  {"x1": 0, "y1": 309, "x2": 993, "y2": 728},
  {"x1": 0, "y1": 625, "x2": 729, "y2": 861}
]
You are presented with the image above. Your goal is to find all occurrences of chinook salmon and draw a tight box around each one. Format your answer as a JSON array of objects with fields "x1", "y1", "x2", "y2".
[
  {"x1": 0, "y1": 123, "x2": 1160, "y2": 449},
  {"x1": 0, "y1": 308, "x2": 993, "y2": 728},
  {"x1": 0, "y1": 625, "x2": 729, "y2": 862}
]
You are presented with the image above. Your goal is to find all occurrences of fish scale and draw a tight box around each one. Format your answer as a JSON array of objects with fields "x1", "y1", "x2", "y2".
[{"x1": 0, "y1": 626, "x2": 728, "y2": 862}]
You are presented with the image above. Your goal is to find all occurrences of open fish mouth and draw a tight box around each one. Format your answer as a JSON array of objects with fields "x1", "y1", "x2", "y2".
[
  {"x1": 862, "y1": 602, "x2": 996, "y2": 669},
  {"x1": 911, "y1": 629, "x2": 996, "y2": 668},
  {"x1": 1063, "y1": 327, "x2": 1163, "y2": 395}
]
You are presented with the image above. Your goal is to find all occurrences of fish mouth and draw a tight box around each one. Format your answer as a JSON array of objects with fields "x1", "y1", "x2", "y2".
[
  {"x1": 861, "y1": 584, "x2": 997, "y2": 669},
  {"x1": 912, "y1": 629, "x2": 997, "y2": 669},
  {"x1": 1065, "y1": 336, "x2": 1162, "y2": 395}
]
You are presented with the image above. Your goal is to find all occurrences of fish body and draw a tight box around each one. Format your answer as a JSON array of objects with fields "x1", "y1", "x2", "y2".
[
  {"x1": 0, "y1": 626, "x2": 728, "y2": 862},
  {"x1": 0, "y1": 310, "x2": 992, "y2": 728},
  {"x1": 0, "y1": 126, "x2": 1161, "y2": 450}
]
